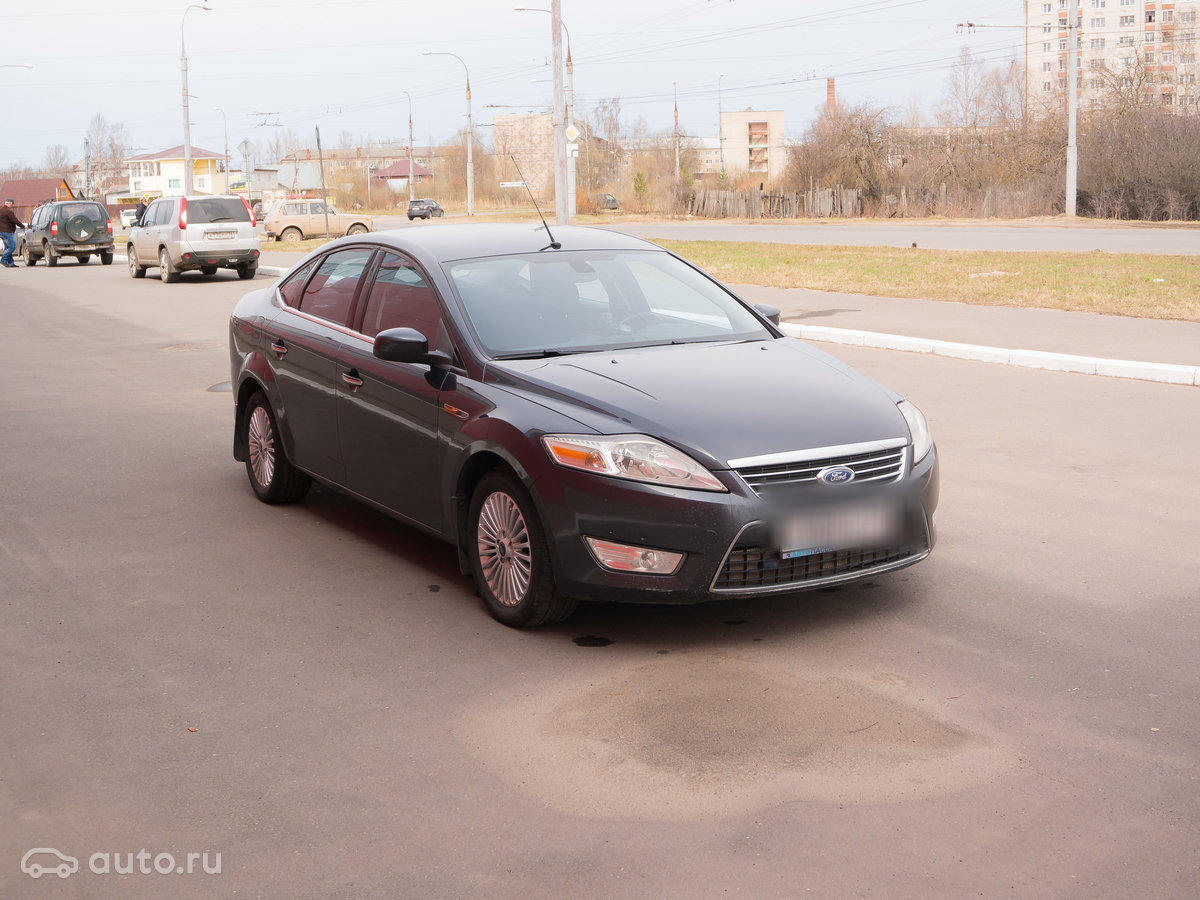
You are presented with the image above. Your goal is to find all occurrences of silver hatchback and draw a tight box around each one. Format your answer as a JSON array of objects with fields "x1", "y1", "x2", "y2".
[{"x1": 127, "y1": 194, "x2": 260, "y2": 283}]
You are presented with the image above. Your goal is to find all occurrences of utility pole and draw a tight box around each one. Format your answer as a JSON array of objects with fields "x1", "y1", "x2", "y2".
[
  {"x1": 551, "y1": 0, "x2": 568, "y2": 225},
  {"x1": 673, "y1": 82, "x2": 680, "y2": 185},
  {"x1": 84, "y1": 138, "x2": 92, "y2": 199},
  {"x1": 315, "y1": 126, "x2": 331, "y2": 240},
  {"x1": 1065, "y1": 0, "x2": 1079, "y2": 217}
]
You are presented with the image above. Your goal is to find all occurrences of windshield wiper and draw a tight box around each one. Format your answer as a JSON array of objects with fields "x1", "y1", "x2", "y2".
[{"x1": 493, "y1": 349, "x2": 574, "y2": 360}]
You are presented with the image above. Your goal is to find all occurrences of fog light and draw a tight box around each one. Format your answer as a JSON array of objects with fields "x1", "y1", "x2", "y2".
[{"x1": 584, "y1": 537, "x2": 684, "y2": 575}]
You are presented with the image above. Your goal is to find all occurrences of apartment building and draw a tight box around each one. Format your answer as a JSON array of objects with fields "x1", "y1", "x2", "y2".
[
  {"x1": 718, "y1": 109, "x2": 787, "y2": 182},
  {"x1": 1025, "y1": 0, "x2": 1200, "y2": 113}
]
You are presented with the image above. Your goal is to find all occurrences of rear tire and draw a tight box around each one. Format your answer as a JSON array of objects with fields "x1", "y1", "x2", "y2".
[
  {"x1": 99, "y1": 250, "x2": 114, "y2": 265},
  {"x1": 77, "y1": 254, "x2": 89, "y2": 264},
  {"x1": 23, "y1": 244, "x2": 36, "y2": 266},
  {"x1": 281, "y1": 228, "x2": 302, "y2": 243},
  {"x1": 468, "y1": 470, "x2": 577, "y2": 627},
  {"x1": 200, "y1": 265, "x2": 218, "y2": 276},
  {"x1": 159, "y1": 248, "x2": 177, "y2": 283},
  {"x1": 45, "y1": 243, "x2": 57, "y2": 267},
  {"x1": 236, "y1": 263, "x2": 257, "y2": 280},
  {"x1": 243, "y1": 392, "x2": 311, "y2": 504}
]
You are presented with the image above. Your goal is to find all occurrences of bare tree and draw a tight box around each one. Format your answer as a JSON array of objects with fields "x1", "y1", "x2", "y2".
[
  {"x1": 937, "y1": 48, "x2": 987, "y2": 128},
  {"x1": 84, "y1": 114, "x2": 130, "y2": 199},
  {"x1": 41, "y1": 145, "x2": 73, "y2": 176}
]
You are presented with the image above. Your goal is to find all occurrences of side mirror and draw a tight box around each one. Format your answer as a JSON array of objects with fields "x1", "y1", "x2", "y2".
[
  {"x1": 373, "y1": 327, "x2": 451, "y2": 366},
  {"x1": 754, "y1": 303, "x2": 781, "y2": 326}
]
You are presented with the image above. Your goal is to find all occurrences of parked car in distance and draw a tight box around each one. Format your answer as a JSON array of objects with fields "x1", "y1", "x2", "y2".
[
  {"x1": 229, "y1": 224, "x2": 939, "y2": 628},
  {"x1": 594, "y1": 192, "x2": 620, "y2": 210},
  {"x1": 407, "y1": 198, "x2": 444, "y2": 220},
  {"x1": 262, "y1": 199, "x2": 372, "y2": 242},
  {"x1": 127, "y1": 194, "x2": 260, "y2": 283},
  {"x1": 18, "y1": 200, "x2": 114, "y2": 266},
  {"x1": 119, "y1": 209, "x2": 139, "y2": 228}
]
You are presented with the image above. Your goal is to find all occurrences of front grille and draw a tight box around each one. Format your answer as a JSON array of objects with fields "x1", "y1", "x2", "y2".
[
  {"x1": 733, "y1": 440, "x2": 907, "y2": 495},
  {"x1": 713, "y1": 545, "x2": 922, "y2": 592}
]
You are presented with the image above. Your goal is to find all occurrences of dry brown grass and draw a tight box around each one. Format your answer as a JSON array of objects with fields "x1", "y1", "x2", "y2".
[{"x1": 656, "y1": 240, "x2": 1200, "y2": 322}]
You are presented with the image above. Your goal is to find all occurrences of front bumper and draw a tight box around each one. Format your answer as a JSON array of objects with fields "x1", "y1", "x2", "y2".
[{"x1": 533, "y1": 450, "x2": 939, "y2": 605}]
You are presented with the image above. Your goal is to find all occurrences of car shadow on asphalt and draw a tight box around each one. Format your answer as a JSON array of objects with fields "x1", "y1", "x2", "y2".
[{"x1": 291, "y1": 483, "x2": 926, "y2": 647}]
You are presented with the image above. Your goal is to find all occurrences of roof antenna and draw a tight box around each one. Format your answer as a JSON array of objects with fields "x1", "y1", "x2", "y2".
[{"x1": 510, "y1": 155, "x2": 560, "y2": 250}]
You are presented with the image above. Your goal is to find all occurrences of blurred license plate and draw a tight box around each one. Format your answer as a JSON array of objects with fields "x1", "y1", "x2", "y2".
[
  {"x1": 777, "y1": 502, "x2": 899, "y2": 559},
  {"x1": 207, "y1": 231, "x2": 235, "y2": 240}
]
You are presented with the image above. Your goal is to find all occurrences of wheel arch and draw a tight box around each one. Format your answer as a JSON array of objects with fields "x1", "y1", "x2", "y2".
[{"x1": 231, "y1": 364, "x2": 276, "y2": 462}]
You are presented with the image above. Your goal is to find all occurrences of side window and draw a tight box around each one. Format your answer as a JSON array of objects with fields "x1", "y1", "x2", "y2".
[
  {"x1": 358, "y1": 252, "x2": 443, "y2": 341},
  {"x1": 283, "y1": 202, "x2": 304, "y2": 215},
  {"x1": 311, "y1": 202, "x2": 328, "y2": 214},
  {"x1": 297, "y1": 247, "x2": 374, "y2": 326},
  {"x1": 277, "y1": 258, "x2": 318, "y2": 308},
  {"x1": 151, "y1": 201, "x2": 173, "y2": 226}
]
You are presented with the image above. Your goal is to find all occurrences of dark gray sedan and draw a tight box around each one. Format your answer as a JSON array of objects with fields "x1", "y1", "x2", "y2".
[{"x1": 229, "y1": 224, "x2": 938, "y2": 627}]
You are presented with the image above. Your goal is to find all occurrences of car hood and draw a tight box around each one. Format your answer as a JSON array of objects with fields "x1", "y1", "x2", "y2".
[{"x1": 489, "y1": 339, "x2": 909, "y2": 469}]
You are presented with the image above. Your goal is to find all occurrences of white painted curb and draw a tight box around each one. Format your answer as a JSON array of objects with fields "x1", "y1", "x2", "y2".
[{"x1": 779, "y1": 322, "x2": 1199, "y2": 387}]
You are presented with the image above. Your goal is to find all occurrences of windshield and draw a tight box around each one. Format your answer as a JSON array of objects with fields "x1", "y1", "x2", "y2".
[{"x1": 445, "y1": 249, "x2": 773, "y2": 358}]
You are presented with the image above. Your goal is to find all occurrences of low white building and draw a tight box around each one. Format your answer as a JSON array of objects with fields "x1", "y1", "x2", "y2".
[{"x1": 125, "y1": 145, "x2": 233, "y2": 198}]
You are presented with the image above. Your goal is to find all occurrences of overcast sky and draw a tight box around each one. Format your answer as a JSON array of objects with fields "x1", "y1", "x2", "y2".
[{"x1": 0, "y1": 0, "x2": 1025, "y2": 168}]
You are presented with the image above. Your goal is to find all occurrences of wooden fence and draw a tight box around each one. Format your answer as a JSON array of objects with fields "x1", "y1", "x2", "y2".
[{"x1": 690, "y1": 186, "x2": 861, "y2": 219}]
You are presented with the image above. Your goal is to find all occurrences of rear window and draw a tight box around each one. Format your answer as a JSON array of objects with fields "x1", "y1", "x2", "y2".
[
  {"x1": 58, "y1": 202, "x2": 107, "y2": 223},
  {"x1": 188, "y1": 198, "x2": 250, "y2": 224}
]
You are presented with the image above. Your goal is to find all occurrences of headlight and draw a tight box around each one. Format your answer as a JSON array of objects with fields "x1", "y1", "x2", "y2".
[
  {"x1": 542, "y1": 434, "x2": 727, "y2": 492},
  {"x1": 898, "y1": 400, "x2": 933, "y2": 463}
]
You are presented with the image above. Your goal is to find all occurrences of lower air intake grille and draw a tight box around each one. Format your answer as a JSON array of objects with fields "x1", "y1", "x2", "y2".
[{"x1": 713, "y1": 545, "x2": 920, "y2": 591}]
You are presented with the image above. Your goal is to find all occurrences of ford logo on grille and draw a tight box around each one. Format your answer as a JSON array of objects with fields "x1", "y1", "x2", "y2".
[{"x1": 817, "y1": 465, "x2": 856, "y2": 485}]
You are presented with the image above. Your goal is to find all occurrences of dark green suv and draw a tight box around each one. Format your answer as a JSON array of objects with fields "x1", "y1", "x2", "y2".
[{"x1": 18, "y1": 200, "x2": 115, "y2": 266}]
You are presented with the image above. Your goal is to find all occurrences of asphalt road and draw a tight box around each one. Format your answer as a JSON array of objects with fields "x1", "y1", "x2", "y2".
[
  {"x1": 2, "y1": 260, "x2": 1198, "y2": 899},
  {"x1": 365, "y1": 213, "x2": 1200, "y2": 255}
]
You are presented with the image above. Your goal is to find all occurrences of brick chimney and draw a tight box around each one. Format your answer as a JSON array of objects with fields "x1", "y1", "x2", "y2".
[{"x1": 827, "y1": 78, "x2": 836, "y2": 112}]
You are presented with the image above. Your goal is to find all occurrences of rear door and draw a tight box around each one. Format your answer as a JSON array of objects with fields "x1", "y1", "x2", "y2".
[
  {"x1": 267, "y1": 246, "x2": 376, "y2": 484},
  {"x1": 131, "y1": 198, "x2": 172, "y2": 262}
]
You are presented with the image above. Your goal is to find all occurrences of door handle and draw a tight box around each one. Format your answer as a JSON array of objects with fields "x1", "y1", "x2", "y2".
[
  {"x1": 270, "y1": 340, "x2": 288, "y2": 358},
  {"x1": 342, "y1": 369, "x2": 364, "y2": 391}
]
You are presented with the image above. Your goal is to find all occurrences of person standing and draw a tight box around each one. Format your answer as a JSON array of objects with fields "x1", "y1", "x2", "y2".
[{"x1": 0, "y1": 198, "x2": 24, "y2": 268}]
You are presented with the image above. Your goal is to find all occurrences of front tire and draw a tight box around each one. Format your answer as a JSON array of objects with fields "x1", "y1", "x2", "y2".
[
  {"x1": 468, "y1": 470, "x2": 577, "y2": 627},
  {"x1": 347, "y1": 223, "x2": 367, "y2": 235},
  {"x1": 243, "y1": 392, "x2": 310, "y2": 504},
  {"x1": 159, "y1": 248, "x2": 177, "y2": 283},
  {"x1": 128, "y1": 246, "x2": 146, "y2": 278}
]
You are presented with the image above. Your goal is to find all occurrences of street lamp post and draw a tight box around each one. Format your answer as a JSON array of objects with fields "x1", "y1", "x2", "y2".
[
  {"x1": 718, "y1": 73, "x2": 726, "y2": 183},
  {"x1": 516, "y1": 4, "x2": 570, "y2": 224},
  {"x1": 400, "y1": 89, "x2": 415, "y2": 202},
  {"x1": 421, "y1": 50, "x2": 474, "y2": 216},
  {"x1": 215, "y1": 107, "x2": 229, "y2": 193},
  {"x1": 181, "y1": 3, "x2": 211, "y2": 196}
]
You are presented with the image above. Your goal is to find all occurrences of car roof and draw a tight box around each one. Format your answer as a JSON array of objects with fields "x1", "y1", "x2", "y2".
[{"x1": 363, "y1": 223, "x2": 659, "y2": 263}]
